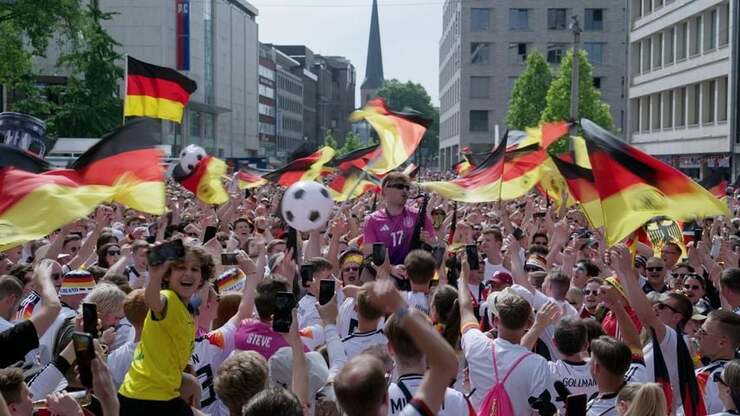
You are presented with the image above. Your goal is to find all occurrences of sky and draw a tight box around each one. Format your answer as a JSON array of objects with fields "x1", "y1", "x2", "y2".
[{"x1": 250, "y1": 0, "x2": 443, "y2": 107}]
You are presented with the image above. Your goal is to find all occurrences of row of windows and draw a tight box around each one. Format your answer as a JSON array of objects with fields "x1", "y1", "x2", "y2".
[
  {"x1": 259, "y1": 84, "x2": 274, "y2": 99},
  {"x1": 470, "y1": 42, "x2": 605, "y2": 66},
  {"x1": 259, "y1": 122, "x2": 275, "y2": 135},
  {"x1": 259, "y1": 65, "x2": 275, "y2": 81},
  {"x1": 440, "y1": 77, "x2": 460, "y2": 111},
  {"x1": 631, "y1": 0, "x2": 675, "y2": 21},
  {"x1": 630, "y1": 2, "x2": 730, "y2": 78},
  {"x1": 440, "y1": 111, "x2": 460, "y2": 141},
  {"x1": 440, "y1": 43, "x2": 461, "y2": 89},
  {"x1": 259, "y1": 103, "x2": 275, "y2": 117},
  {"x1": 277, "y1": 74, "x2": 302, "y2": 96},
  {"x1": 630, "y1": 76, "x2": 729, "y2": 134},
  {"x1": 277, "y1": 95, "x2": 301, "y2": 114},
  {"x1": 281, "y1": 116, "x2": 303, "y2": 133},
  {"x1": 470, "y1": 7, "x2": 606, "y2": 32}
]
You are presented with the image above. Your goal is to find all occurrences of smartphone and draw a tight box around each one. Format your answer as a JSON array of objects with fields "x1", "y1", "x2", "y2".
[
  {"x1": 221, "y1": 253, "x2": 239, "y2": 265},
  {"x1": 533, "y1": 212, "x2": 546, "y2": 219},
  {"x1": 272, "y1": 292, "x2": 295, "y2": 333},
  {"x1": 286, "y1": 227, "x2": 299, "y2": 263},
  {"x1": 566, "y1": 394, "x2": 587, "y2": 416},
  {"x1": 432, "y1": 246, "x2": 445, "y2": 268},
  {"x1": 512, "y1": 227, "x2": 525, "y2": 241},
  {"x1": 147, "y1": 239, "x2": 185, "y2": 266},
  {"x1": 465, "y1": 244, "x2": 480, "y2": 270},
  {"x1": 72, "y1": 332, "x2": 95, "y2": 388},
  {"x1": 372, "y1": 242, "x2": 386, "y2": 266},
  {"x1": 82, "y1": 303, "x2": 98, "y2": 339},
  {"x1": 203, "y1": 226, "x2": 218, "y2": 243},
  {"x1": 319, "y1": 280, "x2": 335, "y2": 305},
  {"x1": 145, "y1": 235, "x2": 156, "y2": 244},
  {"x1": 300, "y1": 264, "x2": 314, "y2": 287},
  {"x1": 693, "y1": 227, "x2": 703, "y2": 243},
  {"x1": 244, "y1": 189, "x2": 251, "y2": 199}
]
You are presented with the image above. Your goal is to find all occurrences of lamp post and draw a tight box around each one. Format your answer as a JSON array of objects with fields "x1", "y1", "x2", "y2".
[{"x1": 569, "y1": 15, "x2": 582, "y2": 126}]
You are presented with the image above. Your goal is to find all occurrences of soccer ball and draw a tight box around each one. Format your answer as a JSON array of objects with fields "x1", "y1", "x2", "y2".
[
  {"x1": 281, "y1": 181, "x2": 334, "y2": 232},
  {"x1": 178, "y1": 144, "x2": 207, "y2": 176}
]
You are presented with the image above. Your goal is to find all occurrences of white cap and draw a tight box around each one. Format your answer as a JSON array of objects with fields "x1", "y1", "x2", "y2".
[{"x1": 268, "y1": 347, "x2": 329, "y2": 401}]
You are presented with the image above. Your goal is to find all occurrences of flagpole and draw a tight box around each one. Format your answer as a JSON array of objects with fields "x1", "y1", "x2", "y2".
[
  {"x1": 122, "y1": 53, "x2": 128, "y2": 126},
  {"x1": 342, "y1": 169, "x2": 370, "y2": 207}
]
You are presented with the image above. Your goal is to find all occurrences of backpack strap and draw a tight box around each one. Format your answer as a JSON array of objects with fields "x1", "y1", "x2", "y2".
[
  {"x1": 490, "y1": 340, "x2": 501, "y2": 383},
  {"x1": 397, "y1": 380, "x2": 413, "y2": 402},
  {"x1": 501, "y1": 351, "x2": 533, "y2": 384}
]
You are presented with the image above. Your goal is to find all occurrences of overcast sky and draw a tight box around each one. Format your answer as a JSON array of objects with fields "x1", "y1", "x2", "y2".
[{"x1": 251, "y1": 0, "x2": 443, "y2": 107}]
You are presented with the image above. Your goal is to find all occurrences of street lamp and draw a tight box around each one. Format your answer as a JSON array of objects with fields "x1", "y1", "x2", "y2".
[{"x1": 569, "y1": 15, "x2": 582, "y2": 125}]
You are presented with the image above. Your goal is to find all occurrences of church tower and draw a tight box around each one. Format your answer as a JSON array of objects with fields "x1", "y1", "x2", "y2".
[{"x1": 360, "y1": 0, "x2": 384, "y2": 105}]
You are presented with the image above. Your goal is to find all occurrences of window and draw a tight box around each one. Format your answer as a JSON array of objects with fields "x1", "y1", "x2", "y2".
[
  {"x1": 584, "y1": 42, "x2": 604, "y2": 64},
  {"x1": 470, "y1": 110, "x2": 489, "y2": 132},
  {"x1": 691, "y1": 16, "x2": 701, "y2": 56},
  {"x1": 585, "y1": 9, "x2": 604, "y2": 31},
  {"x1": 719, "y1": 3, "x2": 730, "y2": 46},
  {"x1": 471, "y1": 8, "x2": 490, "y2": 32},
  {"x1": 653, "y1": 33, "x2": 663, "y2": 69},
  {"x1": 470, "y1": 76, "x2": 490, "y2": 98},
  {"x1": 689, "y1": 84, "x2": 700, "y2": 125},
  {"x1": 547, "y1": 43, "x2": 567, "y2": 64},
  {"x1": 706, "y1": 9, "x2": 717, "y2": 50},
  {"x1": 547, "y1": 9, "x2": 566, "y2": 30},
  {"x1": 675, "y1": 87, "x2": 686, "y2": 127},
  {"x1": 664, "y1": 27, "x2": 674, "y2": 65},
  {"x1": 471, "y1": 42, "x2": 490, "y2": 64},
  {"x1": 509, "y1": 43, "x2": 529, "y2": 63},
  {"x1": 510, "y1": 9, "x2": 529, "y2": 30},
  {"x1": 593, "y1": 77, "x2": 602, "y2": 89},
  {"x1": 677, "y1": 22, "x2": 688, "y2": 60},
  {"x1": 718, "y1": 76, "x2": 728, "y2": 121},
  {"x1": 663, "y1": 91, "x2": 673, "y2": 128},
  {"x1": 704, "y1": 80, "x2": 715, "y2": 124}
]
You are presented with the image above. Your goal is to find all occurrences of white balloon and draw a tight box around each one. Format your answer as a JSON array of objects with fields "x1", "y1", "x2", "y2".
[{"x1": 281, "y1": 181, "x2": 334, "y2": 232}]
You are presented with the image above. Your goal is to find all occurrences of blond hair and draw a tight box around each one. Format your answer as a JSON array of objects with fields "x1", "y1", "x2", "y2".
[{"x1": 623, "y1": 383, "x2": 667, "y2": 416}]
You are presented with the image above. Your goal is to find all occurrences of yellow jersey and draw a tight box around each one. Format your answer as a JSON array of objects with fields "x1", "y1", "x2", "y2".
[{"x1": 119, "y1": 289, "x2": 195, "y2": 401}]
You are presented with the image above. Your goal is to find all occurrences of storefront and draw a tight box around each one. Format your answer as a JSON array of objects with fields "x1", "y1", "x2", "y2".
[{"x1": 654, "y1": 153, "x2": 731, "y2": 180}]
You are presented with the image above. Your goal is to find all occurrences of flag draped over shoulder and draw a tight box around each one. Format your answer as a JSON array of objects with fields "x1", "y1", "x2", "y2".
[
  {"x1": 676, "y1": 326, "x2": 707, "y2": 416},
  {"x1": 650, "y1": 328, "x2": 674, "y2": 412},
  {"x1": 262, "y1": 146, "x2": 335, "y2": 187},
  {"x1": 325, "y1": 145, "x2": 382, "y2": 201},
  {"x1": 124, "y1": 56, "x2": 197, "y2": 123},
  {"x1": 418, "y1": 133, "x2": 507, "y2": 203},
  {"x1": 173, "y1": 155, "x2": 228, "y2": 205},
  {"x1": 68, "y1": 118, "x2": 166, "y2": 214},
  {"x1": 581, "y1": 118, "x2": 728, "y2": 246},
  {"x1": 0, "y1": 151, "x2": 112, "y2": 251},
  {"x1": 237, "y1": 171, "x2": 267, "y2": 190},
  {"x1": 349, "y1": 98, "x2": 430, "y2": 175}
]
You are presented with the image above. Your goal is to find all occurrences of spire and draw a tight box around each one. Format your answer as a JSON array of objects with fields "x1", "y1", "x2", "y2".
[{"x1": 361, "y1": 0, "x2": 384, "y2": 93}]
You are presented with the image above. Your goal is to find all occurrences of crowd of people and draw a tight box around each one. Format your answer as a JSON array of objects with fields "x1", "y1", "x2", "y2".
[{"x1": 0, "y1": 169, "x2": 739, "y2": 416}]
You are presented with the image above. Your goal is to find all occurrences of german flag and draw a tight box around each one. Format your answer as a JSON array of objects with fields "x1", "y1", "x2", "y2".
[
  {"x1": 349, "y1": 98, "x2": 431, "y2": 175},
  {"x1": 550, "y1": 136, "x2": 604, "y2": 229},
  {"x1": 418, "y1": 133, "x2": 507, "y2": 202},
  {"x1": 581, "y1": 118, "x2": 728, "y2": 246},
  {"x1": 68, "y1": 118, "x2": 166, "y2": 214},
  {"x1": 173, "y1": 155, "x2": 228, "y2": 205},
  {"x1": 699, "y1": 170, "x2": 728, "y2": 201},
  {"x1": 326, "y1": 145, "x2": 382, "y2": 201},
  {"x1": 643, "y1": 217, "x2": 687, "y2": 257},
  {"x1": 650, "y1": 327, "x2": 674, "y2": 412},
  {"x1": 124, "y1": 56, "x2": 197, "y2": 123},
  {"x1": 262, "y1": 146, "x2": 335, "y2": 187},
  {"x1": 0, "y1": 168, "x2": 113, "y2": 251},
  {"x1": 676, "y1": 325, "x2": 707, "y2": 416},
  {"x1": 452, "y1": 159, "x2": 472, "y2": 177},
  {"x1": 0, "y1": 144, "x2": 50, "y2": 173},
  {"x1": 237, "y1": 171, "x2": 267, "y2": 190}
]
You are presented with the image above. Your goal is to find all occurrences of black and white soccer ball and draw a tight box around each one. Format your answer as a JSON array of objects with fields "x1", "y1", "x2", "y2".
[
  {"x1": 281, "y1": 181, "x2": 334, "y2": 232},
  {"x1": 178, "y1": 144, "x2": 207, "y2": 176}
]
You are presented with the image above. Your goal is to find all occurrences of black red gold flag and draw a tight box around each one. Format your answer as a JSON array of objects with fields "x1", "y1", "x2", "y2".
[
  {"x1": 262, "y1": 146, "x2": 335, "y2": 187},
  {"x1": 124, "y1": 56, "x2": 197, "y2": 123}
]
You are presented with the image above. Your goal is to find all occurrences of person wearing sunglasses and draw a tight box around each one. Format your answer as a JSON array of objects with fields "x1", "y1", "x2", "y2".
[
  {"x1": 683, "y1": 273, "x2": 713, "y2": 315},
  {"x1": 694, "y1": 311, "x2": 740, "y2": 414},
  {"x1": 362, "y1": 172, "x2": 434, "y2": 266},
  {"x1": 642, "y1": 257, "x2": 669, "y2": 295},
  {"x1": 712, "y1": 359, "x2": 740, "y2": 415},
  {"x1": 581, "y1": 277, "x2": 605, "y2": 319}
]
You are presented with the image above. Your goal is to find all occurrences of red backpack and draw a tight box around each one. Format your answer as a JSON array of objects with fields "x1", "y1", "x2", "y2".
[{"x1": 477, "y1": 342, "x2": 532, "y2": 416}]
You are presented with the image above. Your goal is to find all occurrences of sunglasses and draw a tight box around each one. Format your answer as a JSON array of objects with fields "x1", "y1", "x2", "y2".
[
  {"x1": 524, "y1": 265, "x2": 544, "y2": 272},
  {"x1": 386, "y1": 183, "x2": 410, "y2": 191},
  {"x1": 186, "y1": 232, "x2": 200, "y2": 238},
  {"x1": 656, "y1": 302, "x2": 679, "y2": 314},
  {"x1": 672, "y1": 273, "x2": 687, "y2": 279},
  {"x1": 343, "y1": 266, "x2": 360, "y2": 272},
  {"x1": 583, "y1": 289, "x2": 599, "y2": 296},
  {"x1": 683, "y1": 284, "x2": 701, "y2": 290},
  {"x1": 646, "y1": 267, "x2": 664, "y2": 272},
  {"x1": 573, "y1": 266, "x2": 586, "y2": 272},
  {"x1": 107, "y1": 250, "x2": 121, "y2": 256}
]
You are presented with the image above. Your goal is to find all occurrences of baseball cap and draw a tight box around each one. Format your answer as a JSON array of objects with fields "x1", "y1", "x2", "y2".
[
  {"x1": 268, "y1": 347, "x2": 329, "y2": 400},
  {"x1": 524, "y1": 255, "x2": 547, "y2": 272},
  {"x1": 490, "y1": 271, "x2": 513, "y2": 287}
]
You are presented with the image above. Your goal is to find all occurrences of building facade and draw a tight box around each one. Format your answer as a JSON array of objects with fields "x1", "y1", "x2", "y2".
[
  {"x1": 438, "y1": 0, "x2": 627, "y2": 170},
  {"x1": 258, "y1": 45, "x2": 278, "y2": 161},
  {"x1": 625, "y1": 0, "x2": 737, "y2": 179}
]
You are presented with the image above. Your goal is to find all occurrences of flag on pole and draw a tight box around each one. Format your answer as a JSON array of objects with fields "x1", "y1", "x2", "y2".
[
  {"x1": 124, "y1": 56, "x2": 197, "y2": 123},
  {"x1": 237, "y1": 171, "x2": 267, "y2": 190},
  {"x1": 173, "y1": 155, "x2": 229, "y2": 205},
  {"x1": 262, "y1": 146, "x2": 335, "y2": 187}
]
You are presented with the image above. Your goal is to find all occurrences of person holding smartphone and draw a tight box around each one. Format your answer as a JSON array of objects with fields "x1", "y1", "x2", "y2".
[
  {"x1": 362, "y1": 173, "x2": 435, "y2": 266},
  {"x1": 118, "y1": 243, "x2": 214, "y2": 415}
]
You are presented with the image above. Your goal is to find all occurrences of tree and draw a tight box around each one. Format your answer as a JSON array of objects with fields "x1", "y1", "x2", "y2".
[
  {"x1": 505, "y1": 49, "x2": 552, "y2": 130},
  {"x1": 337, "y1": 132, "x2": 362, "y2": 156},
  {"x1": 323, "y1": 129, "x2": 338, "y2": 149},
  {"x1": 540, "y1": 50, "x2": 613, "y2": 130},
  {"x1": 376, "y1": 79, "x2": 439, "y2": 166}
]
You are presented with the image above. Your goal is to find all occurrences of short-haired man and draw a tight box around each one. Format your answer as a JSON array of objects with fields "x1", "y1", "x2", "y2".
[
  {"x1": 214, "y1": 351, "x2": 268, "y2": 416},
  {"x1": 719, "y1": 267, "x2": 740, "y2": 312},
  {"x1": 334, "y1": 279, "x2": 458, "y2": 416},
  {"x1": 384, "y1": 312, "x2": 472, "y2": 416},
  {"x1": 125, "y1": 240, "x2": 150, "y2": 289},
  {"x1": 342, "y1": 282, "x2": 387, "y2": 361},
  {"x1": 403, "y1": 250, "x2": 436, "y2": 315},
  {"x1": 548, "y1": 318, "x2": 597, "y2": 403},
  {"x1": 478, "y1": 228, "x2": 510, "y2": 283},
  {"x1": 587, "y1": 336, "x2": 631, "y2": 416},
  {"x1": 694, "y1": 309, "x2": 740, "y2": 413},
  {"x1": 660, "y1": 241, "x2": 682, "y2": 270},
  {"x1": 297, "y1": 257, "x2": 336, "y2": 329},
  {"x1": 458, "y1": 255, "x2": 557, "y2": 414},
  {"x1": 0, "y1": 367, "x2": 34, "y2": 416},
  {"x1": 363, "y1": 173, "x2": 434, "y2": 266},
  {"x1": 643, "y1": 257, "x2": 668, "y2": 294},
  {"x1": 0, "y1": 276, "x2": 23, "y2": 333}
]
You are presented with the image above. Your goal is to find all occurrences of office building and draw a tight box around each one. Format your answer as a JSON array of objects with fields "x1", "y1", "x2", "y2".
[
  {"x1": 439, "y1": 1, "x2": 627, "y2": 170},
  {"x1": 625, "y1": 0, "x2": 737, "y2": 178}
]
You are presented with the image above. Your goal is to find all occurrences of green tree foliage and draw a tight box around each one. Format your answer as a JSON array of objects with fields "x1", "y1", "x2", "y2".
[
  {"x1": 323, "y1": 129, "x2": 338, "y2": 149},
  {"x1": 337, "y1": 132, "x2": 362, "y2": 156},
  {"x1": 540, "y1": 50, "x2": 613, "y2": 130},
  {"x1": 2, "y1": 1, "x2": 123, "y2": 138},
  {"x1": 376, "y1": 79, "x2": 439, "y2": 166},
  {"x1": 505, "y1": 49, "x2": 552, "y2": 130}
]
